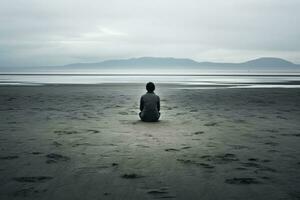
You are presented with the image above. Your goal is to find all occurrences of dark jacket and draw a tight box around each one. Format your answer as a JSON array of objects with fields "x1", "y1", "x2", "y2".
[{"x1": 139, "y1": 92, "x2": 160, "y2": 122}]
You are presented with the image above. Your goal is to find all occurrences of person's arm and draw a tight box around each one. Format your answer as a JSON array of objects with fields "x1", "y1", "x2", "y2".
[
  {"x1": 157, "y1": 96, "x2": 160, "y2": 111},
  {"x1": 140, "y1": 96, "x2": 144, "y2": 111}
]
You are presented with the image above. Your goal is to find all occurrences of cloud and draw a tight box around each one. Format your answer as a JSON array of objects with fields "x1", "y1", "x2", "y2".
[{"x1": 0, "y1": 0, "x2": 299, "y2": 67}]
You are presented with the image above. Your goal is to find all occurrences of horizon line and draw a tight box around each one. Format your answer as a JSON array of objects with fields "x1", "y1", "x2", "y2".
[{"x1": 1, "y1": 73, "x2": 300, "y2": 77}]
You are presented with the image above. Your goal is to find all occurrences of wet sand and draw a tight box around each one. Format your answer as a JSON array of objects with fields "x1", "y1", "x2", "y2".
[{"x1": 0, "y1": 84, "x2": 300, "y2": 200}]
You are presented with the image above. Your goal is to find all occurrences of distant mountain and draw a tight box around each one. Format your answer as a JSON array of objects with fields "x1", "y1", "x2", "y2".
[
  {"x1": 240, "y1": 57, "x2": 297, "y2": 68},
  {"x1": 64, "y1": 57, "x2": 200, "y2": 68},
  {"x1": 63, "y1": 57, "x2": 299, "y2": 70},
  {"x1": 1, "y1": 57, "x2": 299, "y2": 73}
]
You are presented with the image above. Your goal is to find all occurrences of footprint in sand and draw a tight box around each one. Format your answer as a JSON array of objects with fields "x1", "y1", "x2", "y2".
[
  {"x1": 225, "y1": 177, "x2": 260, "y2": 185},
  {"x1": 121, "y1": 173, "x2": 143, "y2": 179},
  {"x1": 248, "y1": 158, "x2": 259, "y2": 161},
  {"x1": 147, "y1": 189, "x2": 168, "y2": 194},
  {"x1": 255, "y1": 167, "x2": 277, "y2": 173},
  {"x1": 147, "y1": 188, "x2": 175, "y2": 199},
  {"x1": 198, "y1": 163, "x2": 215, "y2": 169},
  {"x1": 235, "y1": 167, "x2": 248, "y2": 171},
  {"x1": 72, "y1": 142, "x2": 98, "y2": 147},
  {"x1": 181, "y1": 146, "x2": 191, "y2": 150},
  {"x1": 261, "y1": 159, "x2": 271, "y2": 163},
  {"x1": 264, "y1": 141, "x2": 279, "y2": 146},
  {"x1": 204, "y1": 122, "x2": 218, "y2": 126},
  {"x1": 31, "y1": 152, "x2": 42, "y2": 155},
  {"x1": 45, "y1": 153, "x2": 70, "y2": 164},
  {"x1": 87, "y1": 129, "x2": 100, "y2": 134},
  {"x1": 241, "y1": 162, "x2": 260, "y2": 168},
  {"x1": 176, "y1": 158, "x2": 215, "y2": 169},
  {"x1": 215, "y1": 153, "x2": 239, "y2": 162},
  {"x1": 176, "y1": 158, "x2": 197, "y2": 165},
  {"x1": 136, "y1": 144, "x2": 150, "y2": 148},
  {"x1": 13, "y1": 176, "x2": 53, "y2": 183},
  {"x1": 165, "y1": 148, "x2": 180, "y2": 152},
  {"x1": 112, "y1": 163, "x2": 118, "y2": 167},
  {"x1": 54, "y1": 130, "x2": 79, "y2": 135},
  {"x1": 0, "y1": 155, "x2": 19, "y2": 160},
  {"x1": 234, "y1": 119, "x2": 247, "y2": 123},
  {"x1": 176, "y1": 112, "x2": 186, "y2": 116},
  {"x1": 193, "y1": 131, "x2": 204, "y2": 135},
  {"x1": 118, "y1": 111, "x2": 128, "y2": 115}
]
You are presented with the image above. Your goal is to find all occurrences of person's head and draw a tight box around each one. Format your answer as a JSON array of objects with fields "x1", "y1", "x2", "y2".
[{"x1": 146, "y1": 82, "x2": 155, "y2": 93}]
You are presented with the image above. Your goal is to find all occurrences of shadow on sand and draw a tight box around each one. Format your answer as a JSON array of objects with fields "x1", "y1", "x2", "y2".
[{"x1": 130, "y1": 120, "x2": 170, "y2": 125}]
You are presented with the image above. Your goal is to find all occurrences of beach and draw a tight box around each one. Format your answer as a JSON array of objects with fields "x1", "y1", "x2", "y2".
[{"x1": 0, "y1": 84, "x2": 300, "y2": 200}]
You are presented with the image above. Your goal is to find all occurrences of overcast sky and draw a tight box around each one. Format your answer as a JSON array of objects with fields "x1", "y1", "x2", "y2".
[{"x1": 0, "y1": 0, "x2": 299, "y2": 67}]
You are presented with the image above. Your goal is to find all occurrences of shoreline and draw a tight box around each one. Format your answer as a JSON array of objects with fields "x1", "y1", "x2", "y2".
[{"x1": 1, "y1": 73, "x2": 300, "y2": 76}]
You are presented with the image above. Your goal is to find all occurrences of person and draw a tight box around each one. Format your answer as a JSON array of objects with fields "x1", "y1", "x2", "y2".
[{"x1": 139, "y1": 82, "x2": 160, "y2": 122}]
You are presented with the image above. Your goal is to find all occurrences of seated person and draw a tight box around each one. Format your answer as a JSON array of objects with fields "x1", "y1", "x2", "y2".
[{"x1": 139, "y1": 82, "x2": 160, "y2": 122}]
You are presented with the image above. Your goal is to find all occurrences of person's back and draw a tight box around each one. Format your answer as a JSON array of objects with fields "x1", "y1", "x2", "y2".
[{"x1": 139, "y1": 82, "x2": 160, "y2": 122}]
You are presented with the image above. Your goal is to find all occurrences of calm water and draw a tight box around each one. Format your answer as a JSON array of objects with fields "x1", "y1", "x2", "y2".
[{"x1": 1, "y1": 75, "x2": 300, "y2": 89}]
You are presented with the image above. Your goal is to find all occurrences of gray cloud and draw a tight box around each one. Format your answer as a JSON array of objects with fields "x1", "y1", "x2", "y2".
[{"x1": 0, "y1": 0, "x2": 299, "y2": 67}]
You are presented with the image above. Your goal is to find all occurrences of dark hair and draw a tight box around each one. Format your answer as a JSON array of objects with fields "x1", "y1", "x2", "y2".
[{"x1": 146, "y1": 82, "x2": 155, "y2": 92}]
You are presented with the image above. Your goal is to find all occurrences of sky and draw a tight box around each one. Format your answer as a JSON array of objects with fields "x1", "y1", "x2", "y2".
[{"x1": 0, "y1": 0, "x2": 299, "y2": 67}]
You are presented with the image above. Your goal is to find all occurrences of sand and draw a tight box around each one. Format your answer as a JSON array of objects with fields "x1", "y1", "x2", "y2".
[{"x1": 0, "y1": 84, "x2": 300, "y2": 200}]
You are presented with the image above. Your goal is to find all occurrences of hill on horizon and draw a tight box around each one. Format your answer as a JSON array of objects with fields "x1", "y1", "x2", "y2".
[
  {"x1": 63, "y1": 57, "x2": 299, "y2": 70},
  {"x1": 0, "y1": 57, "x2": 300, "y2": 73}
]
